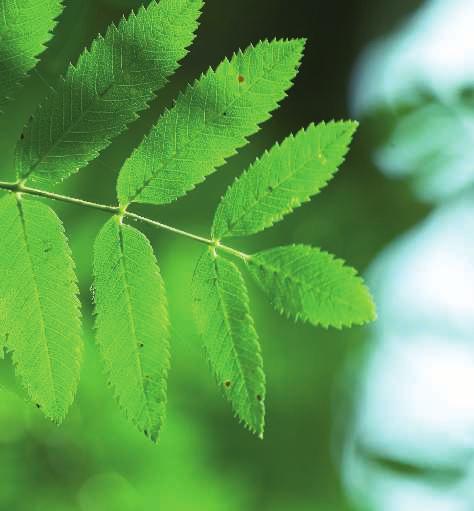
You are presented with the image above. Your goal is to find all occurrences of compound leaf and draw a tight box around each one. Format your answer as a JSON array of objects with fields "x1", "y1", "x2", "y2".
[
  {"x1": 0, "y1": 193, "x2": 82, "y2": 421},
  {"x1": 0, "y1": 0, "x2": 62, "y2": 112},
  {"x1": 192, "y1": 249, "x2": 265, "y2": 436},
  {"x1": 248, "y1": 245, "x2": 376, "y2": 329},
  {"x1": 117, "y1": 38, "x2": 305, "y2": 206},
  {"x1": 16, "y1": 0, "x2": 203, "y2": 186},
  {"x1": 212, "y1": 121, "x2": 358, "y2": 239},
  {"x1": 93, "y1": 218, "x2": 170, "y2": 442}
]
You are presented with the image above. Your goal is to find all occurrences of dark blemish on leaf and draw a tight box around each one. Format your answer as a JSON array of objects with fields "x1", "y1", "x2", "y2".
[
  {"x1": 144, "y1": 429, "x2": 148, "y2": 436},
  {"x1": 256, "y1": 395, "x2": 262, "y2": 402},
  {"x1": 238, "y1": 75, "x2": 245, "y2": 83},
  {"x1": 267, "y1": 186, "x2": 273, "y2": 192},
  {"x1": 43, "y1": 241, "x2": 52, "y2": 253},
  {"x1": 223, "y1": 112, "x2": 227, "y2": 116},
  {"x1": 35, "y1": 403, "x2": 41, "y2": 409},
  {"x1": 224, "y1": 380, "x2": 231, "y2": 388},
  {"x1": 138, "y1": 343, "x2": 144, "y2": 348},
  {"x1": 20, "y1": 133, "x2": 25, "y2": 140}
]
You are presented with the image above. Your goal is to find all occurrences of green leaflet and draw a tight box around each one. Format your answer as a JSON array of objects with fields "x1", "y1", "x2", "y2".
[
  {"x1": 0, "y1": 194, "x2": 82, "y2": 421},
  {"x1": 15, "y1": 0, "x2": 203, "y2": 187},
  {"x1": 117, "y1": 38, "x2": 305, "y2": 206},
  {"x1": 93, "y1": 218, "x2": 170, "y2": 442},
  {"x1": 248, "y1": 245, "x2": 376, "y2": 329},
  {"x1": 0, "y1": 0, "x2": 62, "y2": 112},
  {"x1": 212, "y1": 121, "x2": 358, "y2": 239},
  {"x1": 192, "y1": 249, "x2": 265, "y2": 436}
]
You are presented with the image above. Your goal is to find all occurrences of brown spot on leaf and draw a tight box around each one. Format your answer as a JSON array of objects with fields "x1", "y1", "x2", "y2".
[
  {"x1": 224, "y1": 380, "x2": 231, "y2": 388},
  {"x1": 238, "y1": 75, "x2": 245, "y2": 83}
]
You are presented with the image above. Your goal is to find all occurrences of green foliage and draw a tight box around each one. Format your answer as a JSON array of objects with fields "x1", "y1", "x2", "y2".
[
  {"x1": 16, "y1": 0, "x2": 202, "y2": 187},
  {"x1": 192, "y1": 249, "x2": 265, "y2": 436},
  {"x1": 248, "y1": 245, "x2": 376, "y2": 329},
  {"x1": 0, "y1": 0, "x2": 376, "y2": 442},
  {"x1": 0, "y1": 0, "x2": 63, "y2": 112},
  {"x1": 212, "y1": 121, "x2": 358, "y2": 239},
  {"x1": 117, "y1": 39, "x2": 305, "y2": 206},
  {"x1": 0, "y1": 194, "x2": 82, "y2": 421},
  {"x1": 93, "y1": 218, "x2": 170, "y2": 441}
]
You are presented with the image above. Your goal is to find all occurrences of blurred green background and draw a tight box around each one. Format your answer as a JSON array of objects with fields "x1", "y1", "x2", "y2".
[{"x1": 0, "y1": 0, "x2": 430, "y2": 509}]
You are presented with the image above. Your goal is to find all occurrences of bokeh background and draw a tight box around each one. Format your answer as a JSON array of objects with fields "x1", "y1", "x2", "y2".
[{"x1": 0, "y1": 0, "x2": 466, "y2": 509}]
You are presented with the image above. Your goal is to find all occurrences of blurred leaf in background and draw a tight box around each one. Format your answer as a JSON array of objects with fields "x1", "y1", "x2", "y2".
[{"x1": 340, "y1": 0, "x2": 474, "y2": 510}]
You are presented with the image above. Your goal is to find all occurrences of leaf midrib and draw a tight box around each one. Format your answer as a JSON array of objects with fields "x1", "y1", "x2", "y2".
[
  {"x1": 116, "y1": 224, "x2": 154, "y2": 428},
  {"x1": 251, "y1": 250, "x2": 367, "y2": 323},
  {"x1": 15, "y1": 197, "x2": 57, "y2": 410},
  {"x1": 213, "y1": 256, "x2": 260, "y2": 429},
  {"x1": 220, "y1": 125, "x2": 351, "y2": 238}
]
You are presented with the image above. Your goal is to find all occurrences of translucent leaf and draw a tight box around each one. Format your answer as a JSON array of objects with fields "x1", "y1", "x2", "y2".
[
  {"x1": 0, "y1": 0, "x2": 62, "y2": 112},
  {"x1": 248, "y1": 245, "x2": 376, "y2": 329},
  {"x1": 93, "y1": 218, "x2": 170, "y2": 442},
  {"x1": 117, "y1": 38, "x2": 305, "y2": 206},
  {"x1": 212, "y1": 121, "x2": 358, "y2": 239},
  {"x1": 0, "y1": 194, "x2": 82, "y2": 421},
  {"x1": 192, "y1": 249, "x2": 265, "y2": 436},
  {"x1": 16, "y1": 0, "x2": 203, "y2": 186}
]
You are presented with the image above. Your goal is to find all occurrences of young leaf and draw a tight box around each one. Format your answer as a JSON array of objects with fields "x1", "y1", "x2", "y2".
[
  {"x1": 248, "y1": 245, "x2": 376, "y2": 329},
  {"x1": 212, "y1": 121, "x2": 358, "y2": 239},
  {"x1": 0, "y1": 194, "x2": 82, "y2": 421},
  {"x1": 0, "y1": 0, "x2": 63, "y2": 112},
  {"x1": 117, "y1": 38, "x2": 306, "y2": 206},
  {"x1": 15, "y1": 0, "x2": 203, "y2": 187},
  {"x1": 192, "y1": 249, "x2": 265, "y2": 436},
  {"x1": 93, "y1": 218, "x2": 170, "y2": 442}
]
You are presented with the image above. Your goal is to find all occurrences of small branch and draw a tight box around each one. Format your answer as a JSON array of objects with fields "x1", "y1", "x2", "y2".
[
  {"x1": 125, "y1": 211, "x2": 214, "y2": 247},
  {"x1": 0, "y1": 180, "x2": 250, "y2": 261},
  {"x1": 16, "y1": 181, "x2": 120, "y2": 214}
]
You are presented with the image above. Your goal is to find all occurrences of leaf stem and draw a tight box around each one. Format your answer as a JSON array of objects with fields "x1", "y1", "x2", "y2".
[
  {"x1": 125, "y1": 211, "x2": 214, "y2": 247},
  {"x1": 0, "y1": 180, "x2": 250, "y2": 261}
]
